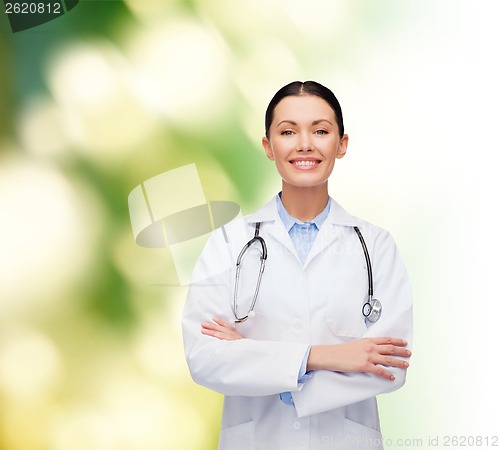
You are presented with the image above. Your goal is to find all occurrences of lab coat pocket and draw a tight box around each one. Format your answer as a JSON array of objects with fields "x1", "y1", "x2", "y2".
[
  {"x1": 218, "y1": 420, "x2": 255, "y2": 450},
  {"x1": 344, "y1": 418, "x2": 383, "y2": 449},
  {"x1": 325, "y1": 308, "x2": 367, "y2": 341}
]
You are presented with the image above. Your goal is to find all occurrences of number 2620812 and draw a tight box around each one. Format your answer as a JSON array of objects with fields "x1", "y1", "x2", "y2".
[{"x1": 5, "y1": 3, "x2": 62, "y2": 14}]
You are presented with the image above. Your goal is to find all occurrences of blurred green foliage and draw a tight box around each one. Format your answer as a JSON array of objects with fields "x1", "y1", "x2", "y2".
[{"x1": 0, "y1": 0, "x2": 467, "y2": 448}]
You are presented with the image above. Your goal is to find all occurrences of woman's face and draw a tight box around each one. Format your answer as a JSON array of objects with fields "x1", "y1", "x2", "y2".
[{"x1": 262, "y1": 95, "x2": 348, "y2": 190}]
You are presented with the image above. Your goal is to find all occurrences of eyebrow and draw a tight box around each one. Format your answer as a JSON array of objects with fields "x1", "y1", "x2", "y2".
[{"x1": 276, "y1": 119, "x2": 333, "y2": 127}]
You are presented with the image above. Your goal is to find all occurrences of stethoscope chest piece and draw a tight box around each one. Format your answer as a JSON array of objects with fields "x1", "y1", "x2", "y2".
[{"x1": 362, "y1": 297, "x2": 382, "y2": 323}]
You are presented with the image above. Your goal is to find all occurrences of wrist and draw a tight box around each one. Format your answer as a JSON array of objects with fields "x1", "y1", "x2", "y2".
[{"x1": 306, "y1": 345, "x2": 329, "y2": 372}]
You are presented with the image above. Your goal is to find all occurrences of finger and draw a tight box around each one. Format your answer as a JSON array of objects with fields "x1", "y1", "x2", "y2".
[
  {"x1": 201, "y1": 327, "x2": 233, "y2": 340},
  {"x1": 372, "y1": 337, "x2": 408, "y2": 347},
  {"x1": 369, "y1": 364, "x2": 396, "y2": 381},
  {"x1": 201, "y1": 321, "x2": 223, "y2": 332},
  {"x1": 212, "y1": 317, "x2": 234, "y2": 329},
  {"x1": 376, "y1": 356, "x2": 410, "y2": 369},
  {"x1": 201, "y1": 327, "x2": 216, "y2": 337},
  {"x1": 378, "y1": 344, "x2": 412, "y2": 358}
]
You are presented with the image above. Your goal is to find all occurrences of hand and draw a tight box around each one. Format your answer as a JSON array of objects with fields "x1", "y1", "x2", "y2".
[
  {"x1": 307, "y1": 337, "x2": 411, "y2": 381},
  {"x1": 201, "y1": 317, "x2": 243, "y2": 341}
]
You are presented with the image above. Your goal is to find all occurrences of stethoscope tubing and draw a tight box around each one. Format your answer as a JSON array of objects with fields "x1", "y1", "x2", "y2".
[
  {"x1": 233, "y1": 222, "x2": 381, "y2": 323},
  {"x1": 353, "y1": 226, "x2": 373, "y2": 298},
  {"x1": 233, "y1": 223, "x2": 267, "y2": 323}
]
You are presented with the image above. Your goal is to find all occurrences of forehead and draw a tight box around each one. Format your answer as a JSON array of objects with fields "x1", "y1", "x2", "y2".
[{"x1": 272, "y1": 95, "x2": 335, "y2": 123}]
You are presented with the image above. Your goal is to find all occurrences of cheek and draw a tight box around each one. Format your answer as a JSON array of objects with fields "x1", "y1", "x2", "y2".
[
  {"x1": 274, "y1": 160, "x2": 289, "y2": 177},
  {"x1": 325, "y1": 141, "x2": 342, "y2": 159},
  {"x1": 273, "y1": 160, "x2": 294, "y2": 183}
]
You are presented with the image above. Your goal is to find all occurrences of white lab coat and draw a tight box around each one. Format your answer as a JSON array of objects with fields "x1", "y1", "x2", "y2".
[{"x1": 182, "y1": 196, "x2": 412, "y2": 450}]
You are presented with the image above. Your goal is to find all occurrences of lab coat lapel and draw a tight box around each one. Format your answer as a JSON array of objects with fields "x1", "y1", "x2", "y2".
[
  {"x1": 303, "y1": 198, "x2": 360, "y2": 268},
  {"x1": 303, "y1": 221, "x2": 338, "y2": 267},
  {"x1": 244, "y1": 196, "x2": 298, "y2": 259},
  {"x1": 266, "y1": 219, "x2": 297, "y2": 258}
]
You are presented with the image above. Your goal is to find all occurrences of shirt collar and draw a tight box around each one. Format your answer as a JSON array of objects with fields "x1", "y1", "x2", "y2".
[
  {"x1": 244, "y1": 195, "x2": 361, "y2": 227},
  {"x1": 276, "y1": 192, "x2": 331, "y2": 232}
]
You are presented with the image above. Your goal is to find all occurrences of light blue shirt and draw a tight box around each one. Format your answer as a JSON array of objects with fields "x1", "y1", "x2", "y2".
[
  {"x1": 276, "y1": 193, "x2": 331, "y2": 264},
  {"x1": 276, "y1": 193, "x2": 331, "y2": 405}
]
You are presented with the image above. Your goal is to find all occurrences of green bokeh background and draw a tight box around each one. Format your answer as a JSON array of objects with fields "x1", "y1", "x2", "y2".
[{"x1": 1, "y1": 1, "x2": 499, "y2": 449}]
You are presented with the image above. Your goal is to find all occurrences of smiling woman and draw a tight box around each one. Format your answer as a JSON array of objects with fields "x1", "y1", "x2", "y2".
[
  {"x1": 182, "y1": 81, "x2": 413, "y2": 450},
  {"x1": 260, "y1": 82, "x2": 348, "y2": 219},
  {"x1": 262, "y1": 95, "x2": 348, "y2": 213}
]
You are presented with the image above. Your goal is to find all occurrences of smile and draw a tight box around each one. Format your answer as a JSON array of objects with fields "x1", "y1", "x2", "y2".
[
  {"x1": 295, "y1": 161, "x2": 317, "y2": 166},
  {"x1": 290, "y1": 159, "x2": 322, "y2": 169}
]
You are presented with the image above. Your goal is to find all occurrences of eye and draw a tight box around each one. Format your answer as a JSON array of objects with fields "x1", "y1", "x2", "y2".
[
  {"x1": 281, "y1": 130, "x2": 294, "y2": 136},
  {"x1": 315, "y1": 129, "x2": 328, "y2": 135}
]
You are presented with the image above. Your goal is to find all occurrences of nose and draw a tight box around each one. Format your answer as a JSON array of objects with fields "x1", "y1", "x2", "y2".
[{"x1": 297, "y1": 132, "x2": 313, "y2": 152}]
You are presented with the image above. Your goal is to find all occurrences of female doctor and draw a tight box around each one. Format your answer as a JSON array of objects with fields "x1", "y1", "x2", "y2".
[{"x1": 182, "y1": 81, "x2": 412, "y2": 450}]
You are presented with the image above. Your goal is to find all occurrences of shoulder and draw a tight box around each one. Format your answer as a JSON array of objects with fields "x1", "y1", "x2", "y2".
[
  {"x1": 327, "y1": 198, "x2": 400, "y2": 258},
  {"x1": 329, "y1": 198, "x2": 387, "y2": 234},
  {"x1": 216, "y1": 196, "x2": 279, "y2": 236},
  {"x1": 202, "y1": 197, "x2": 276, "y2": 248}
]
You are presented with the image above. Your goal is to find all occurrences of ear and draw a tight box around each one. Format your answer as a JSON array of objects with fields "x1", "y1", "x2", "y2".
[
  {"x1": 336, "y1": 134, "x2": 349, "y2": 159},
  {"x1": 262, "y1": 136, "x2": 275, "y2": 161}
]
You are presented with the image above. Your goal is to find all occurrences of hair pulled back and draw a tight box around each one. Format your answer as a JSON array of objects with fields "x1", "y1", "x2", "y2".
[{"x1": 264, "y1": 81, "x2": 344, "y2": 138}]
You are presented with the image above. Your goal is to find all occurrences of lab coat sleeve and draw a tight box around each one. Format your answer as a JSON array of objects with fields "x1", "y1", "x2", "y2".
[
  {"x1": 182, "y1": 226, "x2": 310, "y2": 397},
  {"x1": 291, "y1": 229, "x2": 413, "y2": 418}
]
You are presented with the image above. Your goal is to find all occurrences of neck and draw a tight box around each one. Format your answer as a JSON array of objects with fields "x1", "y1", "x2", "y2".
[{"x1": 280, "y1": 182, "x2": 329, "y2": 222}]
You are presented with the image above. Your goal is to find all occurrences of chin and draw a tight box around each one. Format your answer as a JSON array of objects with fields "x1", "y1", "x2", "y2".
[{"x1": 282, "y1": 178, "x2": 329, "y2": 190}]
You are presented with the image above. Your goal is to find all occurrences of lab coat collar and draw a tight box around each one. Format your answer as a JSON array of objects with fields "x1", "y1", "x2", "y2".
[
  {"x1": 244, "y1": 196, "x2": 293, "y2": 256},
  {"x1": 324, "y1": 198, "x2": 364, "y2": 227},
  {"x1": 243, "y1": 195, "x2": 363, "y2": 267}
]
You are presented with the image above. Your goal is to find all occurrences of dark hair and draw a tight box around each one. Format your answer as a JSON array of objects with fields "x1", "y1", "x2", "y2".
[{"x1": 264, "y1": 81, "x2": 344, "y2": 138}]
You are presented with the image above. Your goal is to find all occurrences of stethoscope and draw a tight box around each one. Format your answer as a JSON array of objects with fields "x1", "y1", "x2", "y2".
[{"x1": 232, "y1": 222, "x2": 382, "y2": 324}]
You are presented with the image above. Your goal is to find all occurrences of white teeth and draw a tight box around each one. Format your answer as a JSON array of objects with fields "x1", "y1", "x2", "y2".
[{"x1": 294, "y1": 160, "x2": 317, "y2": 166}]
